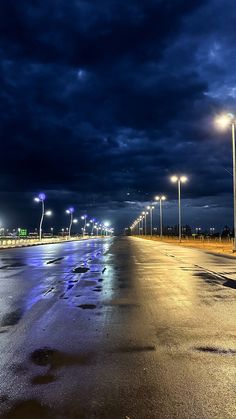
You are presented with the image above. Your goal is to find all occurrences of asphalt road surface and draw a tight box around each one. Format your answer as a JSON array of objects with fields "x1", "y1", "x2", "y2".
[{"x1": 0, "y1": 237, "x2": 235, "y2": 419}]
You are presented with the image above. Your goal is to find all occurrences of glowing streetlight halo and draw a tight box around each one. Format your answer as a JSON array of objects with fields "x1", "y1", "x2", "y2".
[{"x1": 215, "y1": 113, "x2": 235, "y2": 130}]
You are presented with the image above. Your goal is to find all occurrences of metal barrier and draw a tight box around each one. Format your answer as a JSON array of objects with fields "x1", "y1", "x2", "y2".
[{"x1": 0, "y1": 236, "x2": 97, "y2": 249}]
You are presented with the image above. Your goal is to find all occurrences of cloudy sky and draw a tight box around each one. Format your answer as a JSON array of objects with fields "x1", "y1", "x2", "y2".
[{"x1": 1, "y1": 0, "x2": 236, "y2": 232}]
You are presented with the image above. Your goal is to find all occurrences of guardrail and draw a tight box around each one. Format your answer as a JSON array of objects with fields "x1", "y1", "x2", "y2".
[{"x1": 0, "y1": 236, "x2": 97, "y2": 249}]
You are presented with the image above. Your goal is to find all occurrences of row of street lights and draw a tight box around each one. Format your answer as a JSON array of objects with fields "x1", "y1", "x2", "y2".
[
  {"x1": 130, "y1": 176, "x2": 188, "y2": 241},
  {"x1": 34, "y1": 193, "x2": 113, "y2": 240},
  {"x1": 130, "y1": 112, "x2": 236, "y2": 251}
]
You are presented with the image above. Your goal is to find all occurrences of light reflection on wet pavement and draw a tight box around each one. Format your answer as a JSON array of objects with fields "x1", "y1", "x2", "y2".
[{"x1": 0, "y1": 237, "x2": 236, "y2": 418}]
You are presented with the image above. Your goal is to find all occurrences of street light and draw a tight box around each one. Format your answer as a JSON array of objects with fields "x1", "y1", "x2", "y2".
[
  {"x1": 90, "y1": 219, "x2": 95, "y2": 235},
  {"x1": 170, "y1": 176, "x2": 188, "y2": 242},
  {"x1": 155, "y1": 196, "x2": 166, "y2": 239},
  {"x1": 81, "y1": 215, "x2": 87, "y2": 236},
  {"x1": 147, "y1": 205, "x2": 155, "y2": 235},
  {"x1": 215, "y1": 113, "x2": 236, "y2": 251},
  {"x1": 34, "y1": 193, "x2": 51, "y2": 241},
  {"x1": 94, "y1": 223, "x2": 99, "y2": 236},
  {"x1": 66, "y1": 207, "x2": 74, "y2": 238},
  {"x1": 210, "y1": 227, "x2": 215, "y2": 235},
  {"x1": 142, "y1": 211, "x2": 148, "y2": 235}
]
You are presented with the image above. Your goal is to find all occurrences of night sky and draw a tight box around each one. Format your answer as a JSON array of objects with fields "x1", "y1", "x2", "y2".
[{"x1": 1, "y1": 0, "x2": 236, "y2": 233}]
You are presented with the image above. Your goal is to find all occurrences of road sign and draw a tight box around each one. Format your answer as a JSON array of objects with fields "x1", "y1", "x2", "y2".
[{"x1": 19, "y1": 229, "x2": 27, "y2": 237}]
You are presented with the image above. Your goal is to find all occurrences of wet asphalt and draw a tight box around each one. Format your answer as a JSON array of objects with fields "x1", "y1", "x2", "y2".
[{"x1": 0, "y1": 236, "x2": 235, "y2": 419}]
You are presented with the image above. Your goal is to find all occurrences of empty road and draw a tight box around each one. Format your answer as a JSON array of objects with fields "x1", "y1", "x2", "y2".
[{"x1": 0, "y1": 237, "x2": 235, "y2": 418}]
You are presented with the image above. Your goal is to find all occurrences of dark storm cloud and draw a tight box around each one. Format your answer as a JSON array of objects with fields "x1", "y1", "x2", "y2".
[{"x1": 1, "y1": 0, "x2": 236, "y2": 229}]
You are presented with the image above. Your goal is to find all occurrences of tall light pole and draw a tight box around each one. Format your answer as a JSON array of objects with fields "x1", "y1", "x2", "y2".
[
  {"x1": 170, "y1": 176, "x2": 188, "y2": 242},
  {"x1": 81, "y1": 215, "x2": 87, "y2": 236},
  {"x1": 215, "y1": 113, "x2": 236, "y2": 251},
  {"x1": 138, "y1": 217, "x2": 142, "y2": 235},
  {"x1": 34, "y1": 193, "x2": 52, "y2": 241},
  {"x1": 104, "y1": 222, "x2": 110, "y2": 237},
  {"x1": 90, "y1": 219, "x2": 95, "y2": 235},
  {"x1": 147, "y1": 205, "x2": 155, "y2": 235},
  {"x1": 155, "y1": 196, "x2": 166, "y2": 238},
  {"x1": 142, "y1": 211, "x2": 148, "y2": 235},
  {"x1": 66, "y1": 207, "x2": 74, "y2": 238}
]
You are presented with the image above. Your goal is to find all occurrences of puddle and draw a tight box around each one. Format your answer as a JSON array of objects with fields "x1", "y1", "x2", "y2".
[
  {"x1": 31, "y1": 374, "x2": 56, "y2": 385},
  {"x1": 72, "y1": 267, "x2": 90, "y2": 273},
  {"x1": 46, "y1": 257, "x2": 64, "y2": 265},
  {"x1": 0, "y1": 262, "x2": 26, "y2": 270},
  {"x1": 195, "y1": 346, "x2": 236, "y2": 355},
  {"x1": 116, "y1": 345, "x2": 156, "y2": 353},
  {"x1": 0, "y1": 400, "x2": 53, "y2": 419},
  {"x1": 30, "y1": 347, "x2": 93, "y2": 369},
  {"x1": 223, "y1": 279, "x2": 236, "y2": 289},
  {"x1": 78, "y1": 304, "x2": 96, "y2": 310},
  {"x1": 1, "y1": 309, "x2": 23, "y2": 327},
  {"x1": 196, "y1": 271, "x2": 236, "y2": 290},
  {"x1": 0, "y1": 395, "x2": 9, "y2": 404},
  {"x1": 44, "y1": 287, "x2": 54, "y2": 296}
]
